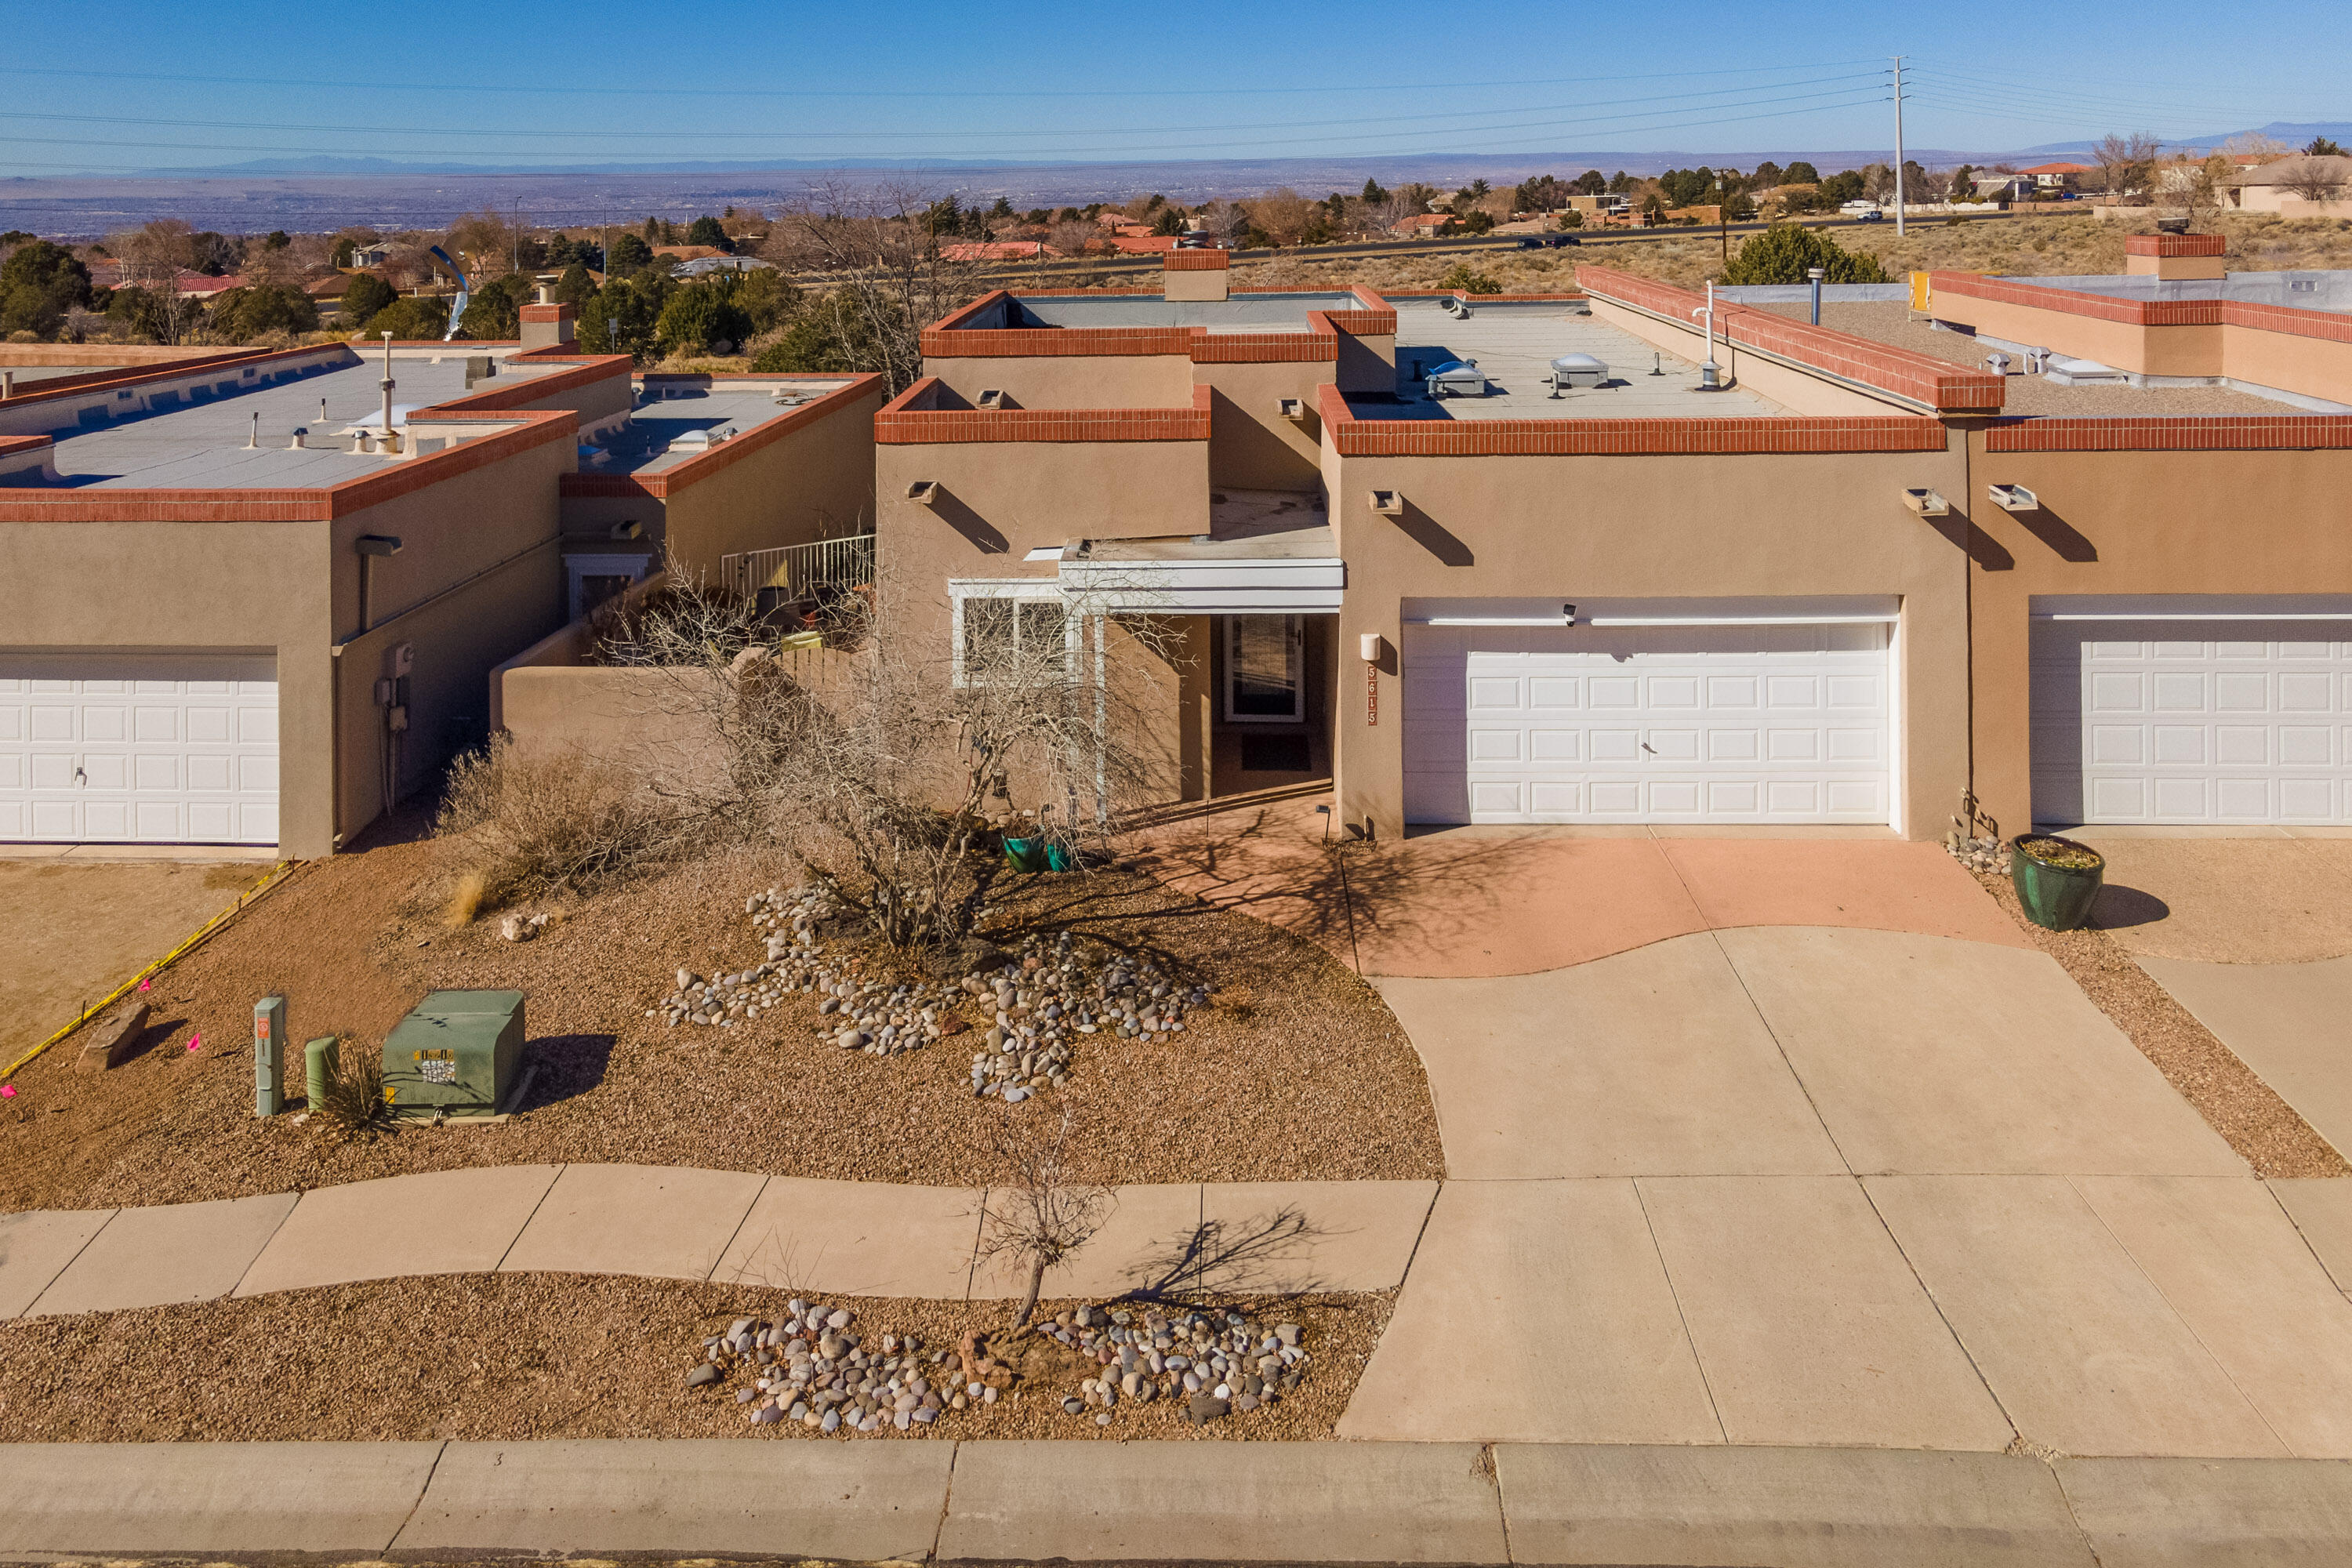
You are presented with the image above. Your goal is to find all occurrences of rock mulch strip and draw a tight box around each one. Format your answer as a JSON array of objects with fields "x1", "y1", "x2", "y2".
[
  {"x1": 646, "y1": 887, "x2": 1212, "y2": 1102},
  {"x1": 0, "y1": 1272, "x2": 1385, "y2": 1443},
  {"x1": 1973, "y1": 868, "x2": 2352, "y2": 1179},
  {"x1": 694, "y1": 1298, "x2": 1311, "y2": 1436}
]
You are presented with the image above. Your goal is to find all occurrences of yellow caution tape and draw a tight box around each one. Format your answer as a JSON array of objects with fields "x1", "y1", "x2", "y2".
[{"x1": 1, "y1": 858, "x2": 308, "y2": 1083}]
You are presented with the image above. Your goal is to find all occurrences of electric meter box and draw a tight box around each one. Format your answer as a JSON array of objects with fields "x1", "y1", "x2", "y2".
[{"x1": 382, "y1": 990, "x2": 525, "y2": 1116}]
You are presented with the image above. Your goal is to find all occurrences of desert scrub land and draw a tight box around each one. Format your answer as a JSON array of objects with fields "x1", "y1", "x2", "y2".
[
  {"x1": 0, "y1": 813, "x2": 1443, "y2": 1213},
  {"x1": 1226, "y1": 212, "x2": 2352, "y2": 296}
]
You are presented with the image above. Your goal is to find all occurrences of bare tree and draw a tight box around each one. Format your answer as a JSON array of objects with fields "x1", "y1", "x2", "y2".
[
  {"x1": 2220, "y1": 131, "x2": 2291, "y2": 162},
  {"x1": 629, "y1": 557, "x2": 1184, "y2": 953},
  {"x1": 2278, "y1": 158, "x2": 2350, "y2": 203},
  {"x1": 1247, "y1": 188, "x2": 1315, "y2": 245},
  {"x1": 768, "y1": 183, "x2": 988, "y2": 394},
  {"x1": 107, "y1": 220, "x2": 205, "y2": 345},
  {"x1": 2092, "y1": 132, "x2": 2165, "y2": 206},
  {"x1": 976, "y1": 1108, "x2": 1110, "y2": 1330}
]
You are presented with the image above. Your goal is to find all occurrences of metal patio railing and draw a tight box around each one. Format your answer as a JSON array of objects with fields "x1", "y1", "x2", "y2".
[{"x1": 719, "y1": 533, "x2": 877, "y2": 603}]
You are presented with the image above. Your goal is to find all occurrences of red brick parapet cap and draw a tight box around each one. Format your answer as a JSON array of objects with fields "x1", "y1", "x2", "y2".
[
  {"x1": 876, "y1": 379, "x2": 1210, "y2": 443},
  {"x1": 2125, "y1": 233, "x2": 2227, "y2": 256},
  {"x1": 1578, "y1": 264, "x2": 2005, "y2": 414},
  {"x1": 1312, "y1": 382, "x2": 1947, "y2": 456},
  {"x1": 1163, "y1": 249, "x2": 1231, "y2": 271}
]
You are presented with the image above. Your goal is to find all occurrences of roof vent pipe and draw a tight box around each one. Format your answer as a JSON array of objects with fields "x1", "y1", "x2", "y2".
[
  {"x1": 1806, "y1": 267, "x2": 1826, "y2": 325},
  {"x1": 245, "y1": 411, "x2": 260, "y2": 449},
  {"x1": 1690, "y1": 281, "x2": 1722, "y2": 390},
  {"x1": 379, "y1": 331, "x2": 396, "y2": 442}
]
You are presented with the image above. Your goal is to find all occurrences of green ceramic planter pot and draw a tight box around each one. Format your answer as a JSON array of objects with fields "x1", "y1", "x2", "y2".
[
  {"x1": 1002, "y1": 835, "x2": 1049, "y2": 873},
  {"x1": 2010, "y1": 833, "x2": 2105, "y2": 931}
]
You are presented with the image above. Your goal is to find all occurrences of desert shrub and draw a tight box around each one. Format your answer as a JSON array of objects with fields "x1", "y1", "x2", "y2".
[
  {"x1": 1436, "y1": 263, "x2": 1503, "y2": 294},
  {"x1": 1721, "y1": 223, "x2": 1890, "y2": 285},
  {"x1": 436, "y1": 738, "x2": 681, "y2": 904},
  {"x1": 316, "y1": 1040, "x2": 394, "y2": 1139}
]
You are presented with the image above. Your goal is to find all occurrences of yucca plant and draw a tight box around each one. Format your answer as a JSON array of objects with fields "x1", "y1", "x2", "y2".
[{"x1": 315, "y1": 1040, "x2": 394, "y2": 1139}]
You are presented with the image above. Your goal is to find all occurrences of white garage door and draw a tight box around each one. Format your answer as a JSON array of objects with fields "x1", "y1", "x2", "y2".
[
  {"x1": 2033, "y1": 618, "x2": 2352, "y2": 824},
  {"x1": 1403, "y1": 622, "x2": 1892, "y2": 824},
  {"x1": 0, "y1": 654, "x2": 279, "y2": 844}
]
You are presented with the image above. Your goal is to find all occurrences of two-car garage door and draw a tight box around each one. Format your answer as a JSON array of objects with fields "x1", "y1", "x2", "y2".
[
  {"x1": 0, "y1": 654, "x2": 279, "y2": 845},
  {"x1": 1403, "y1": 622, "x2": 1891, "y2": 825},
  {"x1": 2033, "y1": 616, "x2": 2352, "y2": 825}
]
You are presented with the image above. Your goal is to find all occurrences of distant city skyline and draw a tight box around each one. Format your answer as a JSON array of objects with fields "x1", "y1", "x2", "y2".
[{"x1": 3, "y1": 0, "x2": 2347, "y2": 177}]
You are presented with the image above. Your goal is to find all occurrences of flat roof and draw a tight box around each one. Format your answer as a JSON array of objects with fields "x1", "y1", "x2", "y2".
[
  {"x1": 1759, "y1": 302, "x2": 2303, "y2": 416},
  {"x1": 1363, "y1": 297, "x2": 1789, "y2": 420},
  {"x1": 1990, "y1": 270, "x2": 2352, "y2": 315},
  {"x1": 584, "y1": 379, "x2": 864, "y2": 476},
  {"x1": 34, "y1": 355, "x2": 563, "y2": 490}
]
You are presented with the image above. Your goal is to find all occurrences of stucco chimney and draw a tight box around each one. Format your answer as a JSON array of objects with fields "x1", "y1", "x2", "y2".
[
  {"x1": 521, "y1": 297, "x2": 578, "y2": 350},
  {"x1": 1163, "y1": 248, "x2": 1231, "y2": 302}
]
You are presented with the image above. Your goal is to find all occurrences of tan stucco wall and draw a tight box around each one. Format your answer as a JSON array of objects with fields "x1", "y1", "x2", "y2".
[
  {"x1": 1192, "y1": 359, "x2": 1330, "y2": 492},
  {"x1": 2126, "y1": 254, "x2": 2226, "y2": 281},
  {"x1": 1327, "y1": 439, "x2": 1976, "y2": 842},
  {"x1": 1926, "y1": 294, "x2": 2224, "y2": 378},
  {"x1": 1336, "y1": 332, "x2": 1396, "y2": 395},
  {"x1": 1964, "y1": 440, "x2": 2352, "y2": 831},
  {"x1": 660, "y1": 384, "x2": 884, "y2": 574},
  {"x1": 1165, "y1": 269, "x2": 1229, "y2": 303},
  {"x1": 2221, "y1": 326, "x2": 2352, "y2": 404},
  {"x1": 1590, "y1": 299, "x2": 1918, "y2": 416},
  {"x1": 926, "y1": 354, "x2": 1194, "y2": 410}
]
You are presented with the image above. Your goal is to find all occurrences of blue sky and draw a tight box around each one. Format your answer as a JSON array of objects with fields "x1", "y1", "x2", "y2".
[{"x1": 2, "y1": 0, "x2": 2345, "y2": 174}]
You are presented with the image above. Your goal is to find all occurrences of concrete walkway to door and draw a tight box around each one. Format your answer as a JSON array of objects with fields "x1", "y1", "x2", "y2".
[{"x1": 1131, "y1": 798, "x2": 2026, "y2": 978}]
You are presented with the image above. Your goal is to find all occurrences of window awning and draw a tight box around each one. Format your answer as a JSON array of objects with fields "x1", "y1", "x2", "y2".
[{"x1": 1057, "y1": 554, "x2": 1345, "y2": 613}]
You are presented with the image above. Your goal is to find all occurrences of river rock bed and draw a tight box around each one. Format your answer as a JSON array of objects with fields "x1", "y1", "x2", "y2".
[
  {"x1": 644, "y1": 885, "x2": 1214, "y2": 1101},
  {"x1": 694, "y1": 1298, "x2": 1311, "y2": 1434}
]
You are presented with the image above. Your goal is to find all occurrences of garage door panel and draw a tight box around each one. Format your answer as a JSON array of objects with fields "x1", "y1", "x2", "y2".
[
  {"x1": 1404, "y1": 622, "x2": 1891, "y2": 826},
  {"x1": 0, "y1": 655, "x2": 278, "y2": 845},
  {"x1": 2035, "y1": 619, "x2": 2352, "y2": 826}
]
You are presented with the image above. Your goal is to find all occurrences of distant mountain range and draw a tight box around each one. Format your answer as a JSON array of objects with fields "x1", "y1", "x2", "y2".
[
  {"x1": 2, "y1": 122, "x2": 2345, "y2": 237},
  {"x1": 2020, "y1": 122, "x2": 2352, "y2": 155}
]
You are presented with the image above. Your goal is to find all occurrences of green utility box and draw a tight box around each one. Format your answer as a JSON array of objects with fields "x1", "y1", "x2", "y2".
[{"x1": 382, "y1": 990, "x2": 525, "y2": 1117}]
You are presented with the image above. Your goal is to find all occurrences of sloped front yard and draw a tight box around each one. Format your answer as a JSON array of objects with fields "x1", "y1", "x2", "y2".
[{"x1": 0, "y1": 815, "x2": 1443, "y2": 1213}]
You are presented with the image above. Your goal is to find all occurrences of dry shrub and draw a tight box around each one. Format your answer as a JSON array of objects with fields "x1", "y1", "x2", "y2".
[
  {"x1": 315, "y1": 1040, "x2": 394, "y2": 1139},
  {"x1": 436, "y1": 738, "x2": 682, "y2": 906},
  {"x1": 441, "y1": 869, "x2": 486, "y2": 928}
]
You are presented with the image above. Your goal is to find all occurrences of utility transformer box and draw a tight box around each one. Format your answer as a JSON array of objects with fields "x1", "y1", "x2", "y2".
[{"x1": 382, "y1": 990, "x2": 525, "y2": 1117}]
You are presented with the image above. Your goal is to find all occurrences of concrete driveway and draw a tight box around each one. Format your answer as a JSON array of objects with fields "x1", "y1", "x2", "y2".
[
  {"x1": 0, "y1": 851, "x2": 274, "y2": 1068},
  {"x1": 1334, "y1": 832, "x2": 2352, "y2": 1459}
]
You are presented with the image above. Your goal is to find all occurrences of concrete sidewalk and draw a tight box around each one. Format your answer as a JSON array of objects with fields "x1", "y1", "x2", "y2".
[
  {"x1": 9, "y1": 1437, "x2": 2352, "y2": 1564},
  {"x1": 0, "y1": 1167, "x2": 1441, "y2": 1319}
]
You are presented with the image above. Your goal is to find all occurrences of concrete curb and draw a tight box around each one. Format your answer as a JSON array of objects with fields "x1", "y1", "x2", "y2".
[{"x1": 6, "y1": 1440, "x2": 2352, "y2": 1563}]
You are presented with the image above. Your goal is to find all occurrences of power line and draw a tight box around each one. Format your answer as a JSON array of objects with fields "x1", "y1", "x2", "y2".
[{"x1": 0, "y1": 58, "x2": 1893, "y2": 102}]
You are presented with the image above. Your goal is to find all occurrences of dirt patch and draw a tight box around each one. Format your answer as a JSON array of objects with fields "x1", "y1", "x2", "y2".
[
  {"x1": 1973, "y1": 867, "x2": 2351, "y2": 1178},
  {"x1": 0, "y1": 1274, "x2": 1388, "y2": 1443},
  {"x1": 0, "y1": 858, "x2": 274, "y2": 1068},
  {"x1": 0, "y1": 813, "x2": 1443, "y2": 1211}
]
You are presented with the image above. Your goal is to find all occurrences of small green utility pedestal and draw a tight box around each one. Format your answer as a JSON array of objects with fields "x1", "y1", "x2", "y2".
[
  {"x1": 253, "y1": 995, "x2": 285, "y2": 1117},
  {"x1": 383, "y1": 990, "x2": 526, "y2": 1119},
  {"x1": 304, "y1": 1036, "x2": 339, "y2": 1111}
]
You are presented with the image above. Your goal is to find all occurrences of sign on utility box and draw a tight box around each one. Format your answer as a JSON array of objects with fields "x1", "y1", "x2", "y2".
[{"x1": 253, "y1": 995, "x2": 286, "y2": 1117}]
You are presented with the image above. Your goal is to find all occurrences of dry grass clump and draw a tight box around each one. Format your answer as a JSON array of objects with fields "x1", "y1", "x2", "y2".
[{"x1": 436, "y1": 738, "x2": 682, "y2": 910}]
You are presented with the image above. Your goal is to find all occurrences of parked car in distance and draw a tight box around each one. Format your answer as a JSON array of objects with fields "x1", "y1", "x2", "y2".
[
  {"x1": 1174, "y1": 234, "x2": 1219, "y2": 249},
  {"x1": 1425, "y1": 359, "x2": 1489, "y2": 397},
  {"x1": 1516, "y1": 234, "x2": 1582, "y2": 248}
]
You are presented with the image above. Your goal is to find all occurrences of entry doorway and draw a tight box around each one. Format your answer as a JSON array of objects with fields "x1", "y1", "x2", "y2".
[{"x1": 1211, "y1": 612, "x2": 1334, "y2": 794}]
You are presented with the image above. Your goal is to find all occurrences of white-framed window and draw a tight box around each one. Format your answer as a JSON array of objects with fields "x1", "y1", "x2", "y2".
[
  {"x1": 1225, "y1": 614, "x2": 1304, "y2": 723},
  {"x1": 951, "y1": 580, "x2": 1076, "y2": 685}
]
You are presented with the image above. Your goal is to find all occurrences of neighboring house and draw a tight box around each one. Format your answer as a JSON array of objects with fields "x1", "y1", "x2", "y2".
[
  {"x1": 651, "y1": 245, "x2": 729, "y2": 263},
  {"x1": 0, "y1": 297, "x2": 877, "y2": 858},
  {"x1": 869, "y1": 246, "x2": 2352, "y2": 840},
  {"x1": 1390, "y1": 214, "x2": 1453, "y2": 238},
  {"x1": 348, "y1": 244, "x2": 394, "y2": 268},
  {"x1": 2227, "y1": 154, "x2": 2352, "y2": 214},
  {"x1": 671, "y1": 256, "x2": 779, "y2": 278},
  {"x1": 1109, "y1": 235, "x2": 1179, "y2": 254},
  {"x1": 2018, "y1": 162, "x2": 2096, "y2": 190}
]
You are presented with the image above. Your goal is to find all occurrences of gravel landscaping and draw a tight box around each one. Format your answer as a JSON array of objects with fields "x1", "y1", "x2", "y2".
[
  {"x1": 1973, "y1": 867, "x2": 2352, "y2": 1179},
  {"x1": 0, "y1": 1274, "x2": 1388, "y2": 1443},
  {"x1": 0, "y1": 815, "x2": 1443, "y2": 1212}
]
